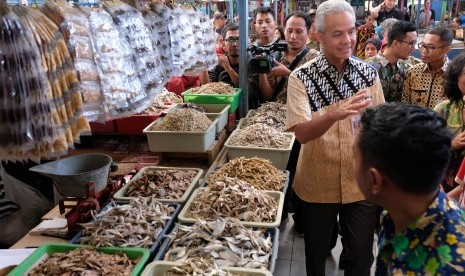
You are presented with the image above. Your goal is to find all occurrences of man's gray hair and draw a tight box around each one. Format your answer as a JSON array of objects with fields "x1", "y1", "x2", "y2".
[
  {"x1": 315, "y1": 0, "x2": 355, "y2": 33},
  {"x1": 380, "y1": 18, "x2": 398, "y2": 36}
]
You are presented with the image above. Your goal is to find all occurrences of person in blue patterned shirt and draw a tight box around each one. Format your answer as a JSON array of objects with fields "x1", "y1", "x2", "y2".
[{"x1": 354, "y1": 103, "x2": 465, "y2": 275}]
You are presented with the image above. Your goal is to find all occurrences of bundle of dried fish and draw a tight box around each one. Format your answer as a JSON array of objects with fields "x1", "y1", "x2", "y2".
[
  {"x1": 207, "y1": 157, "x2": 286, "y2": 191},
  {"x1": 188, "y1": 177, "x2": 277, "y2": 222},
  {"x1": 245, "y1": 102, "x2": 287, "y2": 132},
  {"x1": 126, "y1": 169, "x2": 198, "y2": 199},
  {"x1": 151, "y1": 109, "x2": 212, "y2": 131},
  {"x1": 230, "y1": 123, "x2": 291, "y2": 149},
  {"x1": 78, "y1": 197, "x2": 175, "y2": 248},
  {"x1": 28, "y1": 248, "x2": 137, "y2": 276},
  {"x1": 165, "y1": 218, "x2": 273, "y2": 269},
  {"x1": 188, "y1": 82, "x2": 235, "y2": 95},
  {"x1": 163, "y1": 257, "x2": 235, "y2": 276}
]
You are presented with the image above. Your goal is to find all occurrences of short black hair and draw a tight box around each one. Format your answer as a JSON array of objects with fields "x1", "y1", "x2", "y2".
[
  {"x1": 387, "y1": 20, "x2": 417, "y2": 46},
  {"x1": 284, "y1": 11, "x2": 312, "y2": 31},
  {"x1": 254, "y1": 6, "x2": 275, "y2": 21},
  {"x1": 358, "y1": 103, "x2": 451, "y2": 194},
  {"x1": 444, "y1": 52, "x2": 465, "y2": 102},
  {"x1": 426, "y1": 26, "x2": 453, "y2": 46},
  {"x1": 221, "y1": 23, "x2": 239, "y2": 40}
]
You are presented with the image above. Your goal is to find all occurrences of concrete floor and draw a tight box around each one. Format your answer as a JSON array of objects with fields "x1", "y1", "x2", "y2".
[{"x1": 275, "y1": 214, "x2": 377, "y2": 276}]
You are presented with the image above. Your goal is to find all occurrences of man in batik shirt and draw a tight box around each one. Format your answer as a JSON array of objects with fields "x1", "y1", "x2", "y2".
[
  {"x1": 354, "y1": 103, "x2": 465, "y2": 275},
  {"x1": 366, "y1": 21, "x2": 416, "y2": 102},
  {"x1": 402, "y1": 27, "x2": 452, "y2": 109}
]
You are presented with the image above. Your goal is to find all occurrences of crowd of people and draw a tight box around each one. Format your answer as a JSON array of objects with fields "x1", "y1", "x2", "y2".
[{"x1": 206, "y1": 0, "x2": 465, "y2": 275}]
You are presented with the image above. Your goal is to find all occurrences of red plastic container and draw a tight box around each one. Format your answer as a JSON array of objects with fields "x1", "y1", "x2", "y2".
[
  {"x1": 89, "y1": 120, "x2": 117, "y2": 134},
  {"x1": 116, "y1": 103, "x2": 175, "y2": 135}
]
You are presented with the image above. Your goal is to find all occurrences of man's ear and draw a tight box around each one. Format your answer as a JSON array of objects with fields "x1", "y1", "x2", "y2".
[
  {"x1": 369, "y1": 168, "x2": 384, "y2": 196},
  {"x1": 316, "y1": 31, "x2": 322, "y2": 43}
]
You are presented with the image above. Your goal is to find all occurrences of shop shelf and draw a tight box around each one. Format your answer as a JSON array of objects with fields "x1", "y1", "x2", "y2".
[
  {"x1": 113, "y1": 166, "x2": 203, "y2": 205},
  {"x1": 223, "y1": 130, "x2": 295, "y2": 170},
  {"x1": 141, "y1": 261, "x2": 273, "y2": 276},
  {"x1": 143, "y1": 118, "x2": 218, "y2": 153},
  {"x1": 177, "y1": 188, "x2": 284, "y2": 228},
  {"x1": 182, "y1": 88, "x2": 242, "y2": 114},
  {"x1": 8, "y1": 243, "x2": 149, "y2": 276}
]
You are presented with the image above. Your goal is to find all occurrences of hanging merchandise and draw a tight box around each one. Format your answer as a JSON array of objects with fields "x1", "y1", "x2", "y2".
[
  {"x1": 197, "y1": 8, "x2": 218, "y2": 71},
  {"x1": 104, "y1": 1, "x2": 166, "y2": 99},
  {"x1": 1, "y1": 2, "x2": 64, "y2": 162},
  {"x1": 169, "y1": 5, "x2": 197, "y2": 73}
]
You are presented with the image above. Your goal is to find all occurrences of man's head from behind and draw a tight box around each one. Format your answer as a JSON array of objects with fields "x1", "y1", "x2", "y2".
[
  {"x1": 284, "y1": 11, "x2": 311, "y2": 52},
  {"x1": 221, "y1": 23, "x2": 240, "y2": 58},
  {"x1": 386, "y1": 21, "x2": 417, "y2": 60},
  {"x1": 354, "y1": 104, "x2": 451, "y2": 208}
]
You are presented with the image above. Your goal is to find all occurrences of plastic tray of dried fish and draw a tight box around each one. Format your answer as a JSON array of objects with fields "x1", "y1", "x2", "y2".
[
  {"x1": 168, "y1": 103, "x2": 230, "y2": 134},
  {"x1": 223, "y1": 130, "x2": 296, "y2": 170},
  {"x1": 141, "y1": 261, "x2": 273, "y2": 276},
  {"x1": 182, "y1": 88, "x2": 242, "y2": 114},
  {"x1": 113, "y1": 166, "x2": 203, "y2": 205},
  {"x1": 177, "y1": 188, "x2": 284, "y2": 228},
  {"x1": 70, "y1": 200, "x2": 181, "y2": 258},
  {"x1": 153, "y1": 222, "x2": 280, "y2": 273},
  {"x1": 8, "y1": 243, "x2": 150, "y2": 276},
  {"x1": 143, "y1": 118, "x2": 218, "y2": 153}
]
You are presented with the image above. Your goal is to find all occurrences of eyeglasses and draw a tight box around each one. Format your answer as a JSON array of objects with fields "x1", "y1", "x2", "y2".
[
  {"x1": 397, "y1": 40, "x2": 416, "y2": 48},
  {"x1": 417, "y1": 42, "x2": 446, "y2": 53},
  {"x1": 225, "y1": 37, "x2": 240, "y2": 44}
]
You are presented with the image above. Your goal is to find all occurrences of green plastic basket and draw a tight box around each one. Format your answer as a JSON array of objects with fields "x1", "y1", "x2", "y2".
[{"x1": 182, "y1": 88, "x2": 242, "y2": 114}]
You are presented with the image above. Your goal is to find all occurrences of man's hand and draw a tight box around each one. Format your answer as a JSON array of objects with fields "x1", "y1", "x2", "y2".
[
  {"x1": 452, "y1": 131, "x2": 465, "y2": 150},
  {"x1": 217, "y1": 54, "x2": 232, "y2": 71},
  {"x1": 328, "y1": 90, "x2": 372, "y2": 121},
  {"x1": 270, "y1": 60, "x2": 292, "y2": 77}
]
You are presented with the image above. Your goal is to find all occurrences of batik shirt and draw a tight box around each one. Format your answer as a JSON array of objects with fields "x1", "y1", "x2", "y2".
[
  {"x1": 402, "y1": 57, "x2": 450, "y2": 109},
  {"x1": 376, "y1": 192, "x2": 465, "y2": 275},
  {"x1": 286, "y1": 54, "x2": 385, "y2": 203},
  {"x1": 366, "y1": 52, "x2": 411, "y2": 102},
  {"x1": 355, "y1": 24, "x2": 375, "y2": 59}
]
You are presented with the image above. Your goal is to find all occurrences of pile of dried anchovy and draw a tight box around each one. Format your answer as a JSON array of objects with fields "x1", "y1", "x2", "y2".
[
  {"x1": 126, "y1": 169, "x2": 198, "y2": 199},
  {"x1": 207, "y1": 157, "x2": 286, "y2": 191},
  {"x1": 28, "y1": 248, "x2": 137, "y2": 275},
  {"x1": 78, "y1": 197, "x2": 174, "y2": 248},
  {"x1": 188, "y1": 82, "x2": 236, "y2": 95},
  {"x1": 163, "y1": 257, "x2": 235, "y2": 276},
  {"x1": 244, "y1": 102, "x2": 287, "y2": 131},
  {"x1": 164, "y1": 218, "x2": 273, "y2": 269},
  {"x1": 188, "y1": 177, "x2": 277, "y2": 222},
  {"x1": 151, "y1": 109, "x2": 212, "y2": 131},
  {"x1": 230, "y1": 123, "x2": 292, "y2": 149}
]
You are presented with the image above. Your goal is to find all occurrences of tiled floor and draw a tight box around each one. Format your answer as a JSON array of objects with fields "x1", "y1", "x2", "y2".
[{"x1": 276, "y1": 214, "x2": 377, "y2": 276}]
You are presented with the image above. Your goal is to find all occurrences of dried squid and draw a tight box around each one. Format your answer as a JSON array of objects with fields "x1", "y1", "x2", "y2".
[
  {"x1": 244, "y1": 102, "x2": 286, "y2": 132},
  {"x1": 163, "y1": 257, "x2": 236, "y2": 276},
  {"x1": 230, "y1": 123, "x2": 291, "y2": 148}
]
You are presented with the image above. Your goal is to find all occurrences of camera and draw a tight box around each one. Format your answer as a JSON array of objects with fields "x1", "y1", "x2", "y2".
[{"x1": 248, "y1": 40, "x2": 288, "y2": 74}]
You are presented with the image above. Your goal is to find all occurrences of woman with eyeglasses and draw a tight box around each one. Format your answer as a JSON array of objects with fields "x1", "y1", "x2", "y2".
[{"x1": 434, "y1": 52, "x2": 465, "y2": 192}]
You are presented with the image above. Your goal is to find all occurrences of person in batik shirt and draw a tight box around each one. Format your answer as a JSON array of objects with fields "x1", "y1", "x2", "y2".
[
  {"x1": 355, "y1": 13, "x2": 376, "y2": 59},
  {"x1": 354, "y1": 103, "x2": 465, "y2": 275}
]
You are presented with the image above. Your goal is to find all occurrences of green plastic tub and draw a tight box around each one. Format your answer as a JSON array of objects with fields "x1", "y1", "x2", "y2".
[{"x1": 182, "y1": 88, "x2": 242, "y2": 114}]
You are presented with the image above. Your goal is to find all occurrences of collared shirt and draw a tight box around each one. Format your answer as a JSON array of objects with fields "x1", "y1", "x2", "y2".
[
  {"x1": 402, "y1": 57, "x2": 450, "y2": 109},
  {"x1": 306, "y1": 38, "x2": 320, "y2": 51},
  {"x1": 376, "y1": 192, "x2": 465, "y2": 275},
  {"x1": 286, "y1": 54, "x2": 385, "y2": 203},
  {"x1": 274, "y1": 49, "x2": 319, "y2": 104},
  {"x1": 376, "y1": 6, "x2": 404, "y2": 26},
  {"x1": 355, "y1": 24, "x2": 375, "y2": 59},
  {"x1": 366, "y1": 52, "x2": 411, "y2": 102}
]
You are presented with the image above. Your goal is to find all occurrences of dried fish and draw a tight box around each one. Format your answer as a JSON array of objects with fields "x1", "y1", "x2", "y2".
[
  {"x1": 163, "y1": 257, "x2": 236, "y2": 276},
  {"x1": 230, "y1": 123, "x2": 291, "y2": 148},
  {"x1": 78, "y1": 197, "x2": 174, "y2": 248},
  {"x1": 207, "y1": 157, "x2": 286, "y2": 191},
  {"x1": 188, "y1": 82, "x2": 235, "y2": 95},
  {"x1": 27, "y1": 248, "x2": 138, "y2": 276},
  {"x1": 126, "y1": 169, "x2": 198, "y2": 199},
  {"x1": 188, "y1": 177, "x2": 278, "y2": 223},
  {"x1": 154, "y1": 88, "x2": 183, "y2": 104},
  {"x1": 245, "y1": 102, "x2": 287, "y2": 132},
  {"x1": 165, "y1": 218, "x2": 273, "y2": 270},
  {"x1": 151, "y1": 109, "x2": 212, "y2": 131},
  {"x1": 180, "y1": 103, "x2": 207, "y2": 113}
]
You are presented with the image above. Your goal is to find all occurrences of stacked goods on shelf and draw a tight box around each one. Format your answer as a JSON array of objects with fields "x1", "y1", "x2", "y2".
[
  {"x1": 238, "y1": 102, "x2": 287, "y2": 131},
  {"x1": 224, "y1": 123, "x2": 295, "y2": 169},
  {"x1": 143, "y1": 108, "x2": 218, "y2": 152},
  {"x1": 179, "y1": 177, "x2": 284, "y2": 228},
  {"x1": 0, "y1": 1, "x2": 88, "y2": 162},
  {"x1": 9, "y1": 243, "x2": 150, "y2": 276},
  {"x1": 113, "y1": 166, "x2": 203, "y2": 204},
  {"x1": 155, "y1": 218, "x2": 279, "y2": 272},
  {"x1": 182, "y1": 82, "x2": 242, "y2": 114}
]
